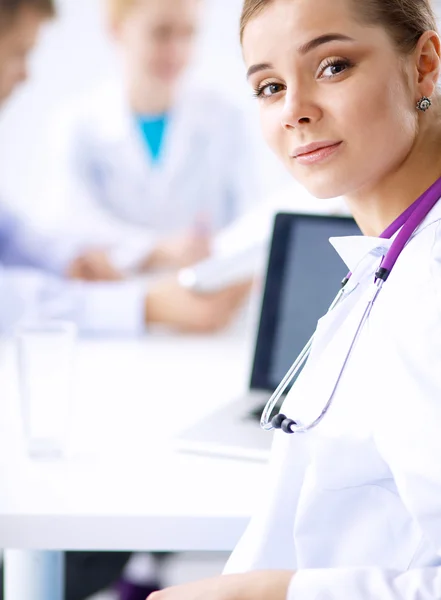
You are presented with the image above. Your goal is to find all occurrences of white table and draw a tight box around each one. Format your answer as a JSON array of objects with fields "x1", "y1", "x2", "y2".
[{"x1": 0, "y1": 331, "x2": 267, "y2": 599}]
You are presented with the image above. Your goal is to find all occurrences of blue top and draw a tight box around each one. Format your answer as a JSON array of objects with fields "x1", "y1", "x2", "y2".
[{"x1": 135, "y1": 114, "x2": 168, "y2": 162}]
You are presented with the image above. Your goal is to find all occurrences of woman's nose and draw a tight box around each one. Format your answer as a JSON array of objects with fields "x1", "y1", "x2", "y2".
[{"x1": 281, "y1": 91, "x2": 322, "y2": 130}]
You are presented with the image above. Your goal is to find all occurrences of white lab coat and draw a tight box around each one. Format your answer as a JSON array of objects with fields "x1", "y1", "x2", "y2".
[
  {"x1": 225, "y1": 198, "x2": 441, "y2": 598},
  {"x1": 45, "y1": 81, "x2": 259, "y2": 270}
]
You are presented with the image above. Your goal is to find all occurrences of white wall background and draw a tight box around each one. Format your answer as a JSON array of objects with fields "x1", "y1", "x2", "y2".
[{"x1": 0, "y1": 0, "x2": 440, "y2": 220}]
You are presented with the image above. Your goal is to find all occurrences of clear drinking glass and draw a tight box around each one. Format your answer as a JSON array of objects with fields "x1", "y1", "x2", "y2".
[{"x1": 16, "y1": 320, "x2": 77, "y2": 459}]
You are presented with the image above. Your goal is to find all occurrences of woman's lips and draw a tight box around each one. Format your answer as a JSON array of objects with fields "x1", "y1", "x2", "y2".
[{"x1": 293, "y1": 141, "x2": 342, "y2": 165}]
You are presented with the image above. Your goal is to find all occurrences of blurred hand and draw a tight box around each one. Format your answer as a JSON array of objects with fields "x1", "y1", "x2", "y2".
[
  {"x1": 145, "y1": 278, "x2": 252, "y2": 332},
  {"x1": 145, "y1": 232, "x2": 211, "y2": 270},
  {"x1": 147, "y1": 571, "x2": 294, "y2": 600},
  {"x1": 67, "y1": 250, "x2": 124, "y2": 282}
]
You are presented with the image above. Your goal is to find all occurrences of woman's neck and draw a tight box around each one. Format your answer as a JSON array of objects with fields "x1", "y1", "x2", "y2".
[
  {"x1": 127, "y1": 77, "x2": 175, "y2": 115},
  {"x1": 344, "y1": 124, "x2": 441, "y2": 236}
]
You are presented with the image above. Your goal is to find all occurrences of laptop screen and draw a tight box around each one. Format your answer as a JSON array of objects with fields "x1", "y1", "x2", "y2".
[{"x1": 250, "y1": 212, "x2": 361, "y2": 391}]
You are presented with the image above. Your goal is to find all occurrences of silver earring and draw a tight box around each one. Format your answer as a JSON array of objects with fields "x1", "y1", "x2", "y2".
[{"x1": 416, "y1": 96, "x2": 432, "y2": 112}]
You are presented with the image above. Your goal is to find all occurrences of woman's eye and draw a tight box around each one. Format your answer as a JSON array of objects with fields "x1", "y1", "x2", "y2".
[
  {"x1": 255, "y1": 83, "x2": 284, "y2": 99},
  {"x1": 320, "y1": 60, "x2": 351, "y2": 78}
]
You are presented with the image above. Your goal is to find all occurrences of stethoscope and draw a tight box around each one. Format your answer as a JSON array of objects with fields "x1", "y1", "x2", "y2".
[{"x1": 261, "y1": 176, "x2": 441, "y2": 435}]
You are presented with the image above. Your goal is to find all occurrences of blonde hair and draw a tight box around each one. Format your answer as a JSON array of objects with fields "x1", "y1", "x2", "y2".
[{"x1": 106, "y1": 0, "x2": 141, "y2": 21}]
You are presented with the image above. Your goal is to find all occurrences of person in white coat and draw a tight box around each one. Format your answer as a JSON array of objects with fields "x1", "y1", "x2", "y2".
[
  {"x1": 45, "y1": 0, "x2": 260, "y2": 276},
  {"x1": 149, "y1": 0, "x2": 441, "y2": 599},
  {"x1": 0, "y1": 0, "x2": 250, "y2": 339}
]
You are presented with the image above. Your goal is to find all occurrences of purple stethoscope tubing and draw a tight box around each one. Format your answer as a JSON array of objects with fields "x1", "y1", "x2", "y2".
[{"x1": 261, "y1": 176, "x2": 441, "y2": 434}]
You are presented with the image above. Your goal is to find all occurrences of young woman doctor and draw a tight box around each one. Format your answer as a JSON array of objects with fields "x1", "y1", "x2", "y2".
[
  {"x1": 47, "y1": 0, "x2": 258, "y2": 276},
  {"x1": 148, "y1": 0, "x2": 441, "y2": 598}
]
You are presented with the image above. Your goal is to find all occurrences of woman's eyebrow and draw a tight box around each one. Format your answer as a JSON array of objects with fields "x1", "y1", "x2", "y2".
[
  {"x1": 298, "y1": 33, "x2": 355, "y2": 54},
  {"x1": 247, "y1": 62, "x2": 273, "y2": 79},
  {"x1": 246, "y1": 33, "x2": 355, "y2": 79}
]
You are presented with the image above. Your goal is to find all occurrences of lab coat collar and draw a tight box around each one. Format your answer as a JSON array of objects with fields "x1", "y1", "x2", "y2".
[
  {"x1": 330, "y1": 195, "x2": 441, "y2": 272},
  {"x1": 98, "y1": 77, "x2": 196, "y2": 141},
  {"x1": 329, "y1": 235, "x2": 392, "y2": 273},
  {"x1": 96, "y1": 78, "x2": 202, "y2": 184}
]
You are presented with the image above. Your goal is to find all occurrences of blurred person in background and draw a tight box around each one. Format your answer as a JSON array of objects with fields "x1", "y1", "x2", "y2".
[
  {"x1": 44, "y1": 0, "x2": 260, "y2": 278},
  {"x1": 0, "y1": 1, "x2": 250, "y2": 598},
  {"x1": 0, "y1": 0, "x2": 250, "y2": 334}
]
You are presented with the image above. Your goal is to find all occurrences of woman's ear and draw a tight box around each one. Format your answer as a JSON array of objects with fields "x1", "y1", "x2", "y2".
[{"x1": 414, "y1": 30, "x2": 441, "y2": 98}]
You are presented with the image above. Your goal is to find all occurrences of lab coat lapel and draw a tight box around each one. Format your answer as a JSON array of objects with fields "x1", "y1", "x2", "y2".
[
  {"x1": 157, "y1": 86, "x2": 213, "y2": 201},
  {"x1": 282, "y1": 283, "x2": 375, "y2": 428},
  {"x1": 309, "y1": 235, "x2": 392, "y2": 349},
  {"x1": 158, "y1": 91, "x2": 193, "y2": 182},
  {"x1": 118, "y1": 100, "x2": 160, "y2": 184},
  {"x1": 108, "y1": 85, "x2": 171, "y2": 195},
  {"x1": 282, "y1": 237, "x2": 391, "y2": 426},
  {"x1": 101, "y1": 87, "x2": 161, "y2": 197}
]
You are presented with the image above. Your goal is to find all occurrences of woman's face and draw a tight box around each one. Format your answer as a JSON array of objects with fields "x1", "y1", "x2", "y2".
[
  {"x1": 114, "y1": 0, "x2": 200, "y2": 86},
  {"x1": 242, "y1": 0, "x2": 419, "y2": 199}
]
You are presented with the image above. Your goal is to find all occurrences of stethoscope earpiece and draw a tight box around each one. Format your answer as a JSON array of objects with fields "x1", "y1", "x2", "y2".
[
  {"x1": 271, "y1": 414, "x2": 297, "y2": 434},
  {"x1": 271, "y1": 414, "x2": 286, "y2": 429}
]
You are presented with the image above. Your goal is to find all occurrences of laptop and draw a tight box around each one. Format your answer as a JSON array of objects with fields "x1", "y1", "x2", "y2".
[{"x1": 176, "y1": 212, "x2": 361, "y2": 461}]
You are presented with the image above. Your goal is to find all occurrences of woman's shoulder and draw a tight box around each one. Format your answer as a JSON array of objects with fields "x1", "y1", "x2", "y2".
[{"x1": 49, "y1": 80, "x2": 125, "y2": 141}]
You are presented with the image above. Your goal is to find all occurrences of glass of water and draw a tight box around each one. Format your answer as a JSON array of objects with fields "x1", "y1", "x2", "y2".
[{"x1": 16, "y1": 320, "x2": 77, "y2": 459}]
